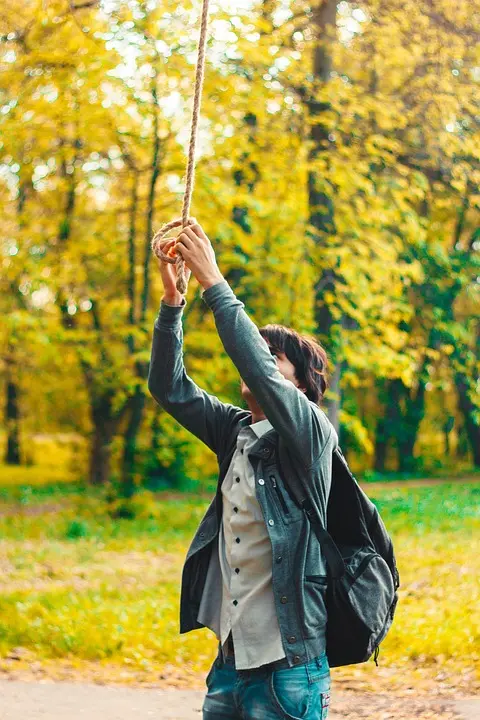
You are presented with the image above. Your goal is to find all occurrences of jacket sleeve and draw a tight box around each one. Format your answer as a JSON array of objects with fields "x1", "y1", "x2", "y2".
[
  {"x1": 202, "y1": 280, "x2": 337, "y2": 469},
  {"x1": 147, "y1": 299, "x2": 247, "y2": 454}
]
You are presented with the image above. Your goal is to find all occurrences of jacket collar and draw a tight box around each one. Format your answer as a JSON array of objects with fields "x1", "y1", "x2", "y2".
[
  {"x1": 248, "y1": 428, "x2": 278, "y2": 459},
  {"x1": 236, "y1": 415, "x2": 277, "y2": 458}
]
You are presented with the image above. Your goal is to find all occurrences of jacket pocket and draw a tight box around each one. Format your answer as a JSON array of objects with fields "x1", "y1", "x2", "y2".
[
  {"x1": 270, "y1": 475, "x2": 289, "y2": 514},
  {"x1": 302, "y1": 576, "x2": 328, "y2": 636},
  {"x1": 268, "y1": 474, "x2": 302, "y2": 524}
]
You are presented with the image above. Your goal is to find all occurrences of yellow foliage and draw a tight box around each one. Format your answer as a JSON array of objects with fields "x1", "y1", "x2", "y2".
[{"x1": 0, "y1": 0, "x2": 478, "y2": 479}]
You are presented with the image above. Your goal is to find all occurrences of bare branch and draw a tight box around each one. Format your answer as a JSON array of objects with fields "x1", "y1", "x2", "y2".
[{"x1": 69, "y1": 1, "x2": 100, "y2": 10}]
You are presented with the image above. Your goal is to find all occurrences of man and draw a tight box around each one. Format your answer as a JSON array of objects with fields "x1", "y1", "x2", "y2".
[{"x1": 148, "y1": 221, "x2": 338, "y2": 719}]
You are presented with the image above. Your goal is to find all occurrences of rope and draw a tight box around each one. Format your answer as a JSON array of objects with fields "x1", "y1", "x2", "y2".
[{"x1": 151, "y1": 0, "x2": 211, "y2": 295}]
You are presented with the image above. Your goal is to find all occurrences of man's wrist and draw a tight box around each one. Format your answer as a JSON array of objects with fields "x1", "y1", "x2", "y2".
[
  {"x1": 201, "y1": 272, "x2": 225, "y2": 291},
  {"x1": 161, "y1": 292, "x2": 184, "y2": 306}
]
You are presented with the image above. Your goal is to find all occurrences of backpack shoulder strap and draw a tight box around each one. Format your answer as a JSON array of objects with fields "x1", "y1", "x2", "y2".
[
  {"x1": 273, "y1": 438, "x2": 346, "y2": 579},
  {"x1": 302, "y1": 496, "x2": 346, "y2": 580}
]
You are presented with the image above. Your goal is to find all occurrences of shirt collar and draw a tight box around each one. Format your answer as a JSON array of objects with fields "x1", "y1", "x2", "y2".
[{"x1": 249, "y1": 418, "x2": 273, "y2": 438}]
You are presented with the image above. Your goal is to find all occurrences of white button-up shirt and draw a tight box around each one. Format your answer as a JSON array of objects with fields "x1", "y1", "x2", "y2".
[{"x1": 197, "y1": 418, "x2": 286, "y2": 669}]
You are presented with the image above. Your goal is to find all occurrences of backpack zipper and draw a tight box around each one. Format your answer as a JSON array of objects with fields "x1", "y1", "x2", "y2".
[{"x1": 270, "y1": 475, "x2": 290, "y2": 514}]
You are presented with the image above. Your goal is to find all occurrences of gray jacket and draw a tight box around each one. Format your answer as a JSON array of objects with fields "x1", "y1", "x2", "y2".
[{"x1": 148, "y1": 280, "x2": 338, "y2": 667}]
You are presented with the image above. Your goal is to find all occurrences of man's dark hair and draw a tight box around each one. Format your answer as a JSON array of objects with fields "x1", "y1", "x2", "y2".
[{"x1": 259, "y1": 324, "x2": 329, "y2": 406}]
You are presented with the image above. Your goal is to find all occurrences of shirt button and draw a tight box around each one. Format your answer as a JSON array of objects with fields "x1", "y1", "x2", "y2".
[
  {"x1": 235, "y1": 568, "x2": 240, "y2": 574},
  {"x1": 241, "y1": 448, "x2": 244, "y2": 454},
  {"x1": 280, "y1": 596, "x2": 288, "y2": 604},
  {"x1": 268, "y1": 519, "x2": 274, "y2": 526},
  {"x1": 236, "y1": 537, "x2": 241, "y2": 543},
  {"x1": 276, "y1": 556, "x2": 282, "y2": 563},
  {"x1": 293, "y1": 655, "x2": 301, "y2": 663},
  {"x1": 235, "y1": 477, "x2": 240, "y2": 483},
  {"x1": 258, "y1": 478, "x2": 265, "y2": 485},
  {"x1": 233, "y1": 600, "x2": 238, "y2": 606},
  {"x1": 233, "y1": 507, "x2": 238, "y2": 513},
  {"x1": 288, "y1": 636, "x2": 297, "y2": 644}
]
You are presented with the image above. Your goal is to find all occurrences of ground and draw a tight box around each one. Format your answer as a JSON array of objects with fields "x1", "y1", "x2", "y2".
[
  {"x1": 0, "y1": 680, "x2": 479, "y2": 720},
  {"x1": 0, "y1": 474, "x2": 478, "y2": 719}
]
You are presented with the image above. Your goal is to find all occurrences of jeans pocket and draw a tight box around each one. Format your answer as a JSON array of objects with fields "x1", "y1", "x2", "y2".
[
  {"x1": 269, "y1": 665, "x2": 312, "y2": 720},
  {"x1": 306, "y1": 653, "x2": 330, "y2": 685}
]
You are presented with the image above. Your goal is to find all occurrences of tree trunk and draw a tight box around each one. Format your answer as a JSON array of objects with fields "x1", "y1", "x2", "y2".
[
  {"x1": 326, "y1": 358, "x2": 342, "y2": 438},
  {"x1": 121, "y1": 70, "x2": 162, "y2": 493},
  {"x1": 140, "y1": 67, "x2": 161, "y2": 324},
  {"x1": 145, "y1": 405, "x2": 168, "y2": 489},
  {"x1": 89, "y1": 416, "x2": 116, "y2": 485},
  {"x1": 121, "y1": 387, "x2": 146, "y2": 496},
  {"x1": 455, "y1": 320, "x2": 480, "y2": 467},
  {"x1": 397, "y1": 430, "x2": 419, "y2": 473},
  {"x1": 397, "y1": 372, "x2": 427, "y2": 473},
  {"x1": 5, "y1": 348, "x2": 21, "y2": 465},
  {"x1": 308, "y1": 0, "x2": 340, "y2": 432},
  {"x1": 374, "y1": 423, "x2": 388, "y2": 474},
  {"x1": 374, "y1": 379, "x2": 399, "y2": 473},
  {"x1": 127, "y1": 172, "x2": 138, "y2": 352},
  {"x1": 6, "y1": 166, "x2": 31, "y2": 465},
  {"x1": 456, "y1": 371, "x2": 480, "y2": 467},
  {"x1": 225, "y1": 2, "x2": 272, "y2": 291},
  {"x1": 151, "y1": 405, "x2": 161, "y2": 453},
  {"x1": 120, "y1": 172, "x2": 144, "y2": 496},
  {"x1": 87, "y1": 383, "x2": 123, "y2": 485},
  {"x1": 373, "y1": 373, "x2": 427, "y2": 474}
]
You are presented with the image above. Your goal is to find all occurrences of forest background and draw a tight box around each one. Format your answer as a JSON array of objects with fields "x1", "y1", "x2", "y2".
[
  {"x1": 0, "y1": 0, "x2": 479, "y2": 700},
  {"x1": 1, "y1": 0, "x2": 479, "y2": 494}
]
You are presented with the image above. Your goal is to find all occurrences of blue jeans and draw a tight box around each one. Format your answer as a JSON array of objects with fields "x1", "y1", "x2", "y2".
[{"x1": 202, "y1": 646, "x2": 331, "y2": 719}]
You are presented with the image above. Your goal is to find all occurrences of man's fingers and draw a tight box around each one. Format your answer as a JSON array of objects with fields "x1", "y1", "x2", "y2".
[
  {"x1": 162, "y1": 239, "x2": 177, "y2": 259},
  {"x1": 174, "y1": 243, "x2": 193, "y2": 280},
  {"x1": 183, "y1": 224, "x2": 209, "y2": 244},
  {"x1": 174, "y1": 242, "x2": 185, "y2": 258},
  {"x1": 175, "y1": 231, "x2": 194, "y2": 252},
  {"x1": 175, "y1": 240, "x2": 193, "y2": 265},
  {"x1": 181, "y1": 226, "x2": 203, "y2": 245},
  {"x1": 186, "y1": 218, "x2": 207, "y2": 240},
  {"x1": 190, "y1": 222, "x2": 208, "y2": 241}
]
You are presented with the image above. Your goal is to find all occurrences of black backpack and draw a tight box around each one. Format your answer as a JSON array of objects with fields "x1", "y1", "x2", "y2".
[{"x1": 279, "y1": 444, "x2": 400, "y2": 669}]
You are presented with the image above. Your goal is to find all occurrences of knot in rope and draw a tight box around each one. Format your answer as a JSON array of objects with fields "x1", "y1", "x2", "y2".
[{"x1": 151, "y1": 217, "x2": 196, "y2": 296}]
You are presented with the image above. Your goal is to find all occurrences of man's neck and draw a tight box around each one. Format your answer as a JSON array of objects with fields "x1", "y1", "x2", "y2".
[{"x1": 250, "y1": 411, "x2": 266, "y2": 425}]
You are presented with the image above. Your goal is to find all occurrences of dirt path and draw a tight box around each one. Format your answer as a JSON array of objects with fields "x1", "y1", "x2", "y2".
[{"x1": 0, "y1": 680, "x2": 478, "y2": 720}]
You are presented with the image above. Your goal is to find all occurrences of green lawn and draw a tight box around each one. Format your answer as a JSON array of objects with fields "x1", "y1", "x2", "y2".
[{"x1": 0, "y1": 469, "x2": 478, "y2": 693}]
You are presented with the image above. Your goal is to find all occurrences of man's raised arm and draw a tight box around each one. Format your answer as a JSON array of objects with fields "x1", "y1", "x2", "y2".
[
  {"x1": 201, "y1": 281, "x2": 335, "y2": 468},
  {"x1": 172, "y1": 223, "x2": 336, "y2": 469},
  {"x1": 147, "y1": 249, "x2": 246, "y2": 455}
]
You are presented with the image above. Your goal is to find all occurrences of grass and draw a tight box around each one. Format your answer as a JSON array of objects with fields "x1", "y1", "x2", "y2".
[
  {"x1": 0, "y1": 467, "x2": 479, "y2": 693},
  {"x1": 360, "y1": 466, "x2": 480, "y2": 484}
]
